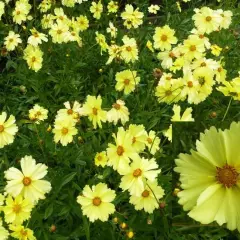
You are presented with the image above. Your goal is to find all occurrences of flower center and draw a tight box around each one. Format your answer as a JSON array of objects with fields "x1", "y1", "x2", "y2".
[
  {"x1": 113, "y1": 103, "x2": 120, "y2": 110},
  {"x1": 67, "y1": 109, "x2": 73, "y2": 115},
  {"x1": 61, "y1": 127, "x2": 68, "y2": 135},
  {"x1": 117, "y1": 145, "x2": 124, "y2": 156},
  {"x1": 190, "y1": 45, "x2": 196, "y2": 51},
  {"x1": 142, "y1": 190, "x2": 150, "y2": 198},
  {"x1": 132, "y1": 137, "x2": 136, "y2": 144},
  {"x1": 198, "y1": 77, "x2": 205, "y2": 85},
  {"x1": 22, "y1": 177, "x2": 32, "y2": 186},
  {"x1": 126, "y1": 46, "x2": 132, "y2": 52},
  {"x1": 92, "y1": 197, "x2": 101, "y2": 206},
  {"x1": 20, "y1": 230, "x2": 28, "y2": 236},
  {"x1": 13, "y1": 204, "x2": 22, "y2": 213},
  {"x1": 161, "y1": 34, "x2": 168, "y2": 41},
  {"x1": 133, "y1": 168, "x2": 142, "y2": 177},
  {"x1": 97, "y1": 155, "x2": 102, "y2": 161},
  {"x1": 0, "y1": 125, "x2": 4, "y2": 132},
  {"x1": 9, "y1": 38, "x2": 14, "y2": 42},
  {"x1": 124, "y1": 79, "x2": 130, "y2": 85},
  {"x1": 201, "y1": 62, "x2": 206, "y2": 67},
  {"x1": 92, "y1": 107, "x2": 98, "y2": 115},
  {"x1": 57, "y1": 30, "x2": 62, "y2": 34},
  {"x1": 165, "y1": 90, "x2": 172, "y2": 96},
  {"x1": 216, "y1": 164, "x2": 239, "y2": 188},
  {"x1": 187, "y1": 81, "x2": 193, "y2": 88},
  {"x1": 147, "y1": 137, "x2": 152, "y2": 144},
  {"x1": 206, "y1": 16, "x2": 212, "y2": 22},
  {"x1": 32, "y1": 57, "x2": 36, "y2": 62},
  {"x1": 36, "y1": 111, "x2": 42, "y2": 116}
]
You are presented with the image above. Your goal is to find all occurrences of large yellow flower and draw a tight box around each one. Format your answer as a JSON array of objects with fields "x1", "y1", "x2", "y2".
[
  {"x1": 77, "y1": 183, "x2": 116, "y2": 222},
  {"x1": 0, "y1": 112, "x2": 18, "y2": 148},
  {"x1": 129, "y1": 180, "x2": 164, "y2": 213},
  {"x1": 174, "y1": 122, "x2": 240, "y2": 231},
  {"x1": 81, "y1": 95, "x2": 107, "y2": 129},
  {"x1": 3, "y1": 195, "x2": 33, "y2": 225},
  {"x1": 4, "y1": 155, "x2": 51, "y2": 203},
  {"x1": 120, "y1": 155, "x2": 161, "y2": 196},
  {"x1": 10, "y1": 225, "x2": 36, "y2": 240}
]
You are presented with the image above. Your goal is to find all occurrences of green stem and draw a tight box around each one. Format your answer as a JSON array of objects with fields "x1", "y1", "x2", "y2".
[{"x1": 222, "y1": 97, "x2": 233, "y2": 121}]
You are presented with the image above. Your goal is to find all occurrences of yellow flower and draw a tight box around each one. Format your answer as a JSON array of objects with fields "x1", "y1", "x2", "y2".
[
  {"x1": 90, "y1": 1, "x2": 103, "y2": 20},
  {"x1": 217, "y1": 9, "x2": 233, "y2": 30},
  {"x1": 77, "y1": 183, "x2": 116, "y2": 222},
  {"x1": 121, "y1": 35, "x2": 138, "y2": 63},
  {"x1": 38, "y1": 0, "x2": 52, "y2": 13},
  {"x1": 94, "y1": 151, "x2": 108, "y2": 167},
  {"x1": 23, "y1": 45, "x2": 43, "y2": 72},
  {"x1": 129, "y1": 180, "x2": 164, "y2": 213},
  {"x1": 3, "y1": 195, "x2": 33, "y2": 225},
  {"x1": 12, "y1": 0, "x2": 31, "y2": 24},
  {"x1": 211, "y1": 44, "x2": 222, "y2": 56},
  {"x1": 121, "y1": 4, "x2": 143, "y2": 29},
  {"x1": 106, "y1": 22, "x2": 117, "y2": 38},
  {"x1": 0, "y1": 112, "x2": 18, "y2": 148},
  {"x1": 115, "y1": 69, "x2": 140, "y2": 95},
  {"x1": 182, "y1": 35, "x2": 205, "y2": 61},
  {"x1": 29, "y1": 104, "x2": 48, "y2": 123},
  {"x1": 148, "y1": 4, "x2": 160, "y2": 14},
  {"x1": 146, "y1": 130, "x2": 161, "y2": 155},
  {"x1": 146, "y1": 40, "x2": 154, "y2": 52},
  {"x1": 4, "y1": 31, "x2": 22, "y2": 51},
  {"x1": 10, "y1": 225, "x2": 36, "y2": 240},
  {"x1": 41, "y1": 14, "x2": 54, "y2": 29},
  {"x1": 27, "y1": 28, "x2": 48, "y2": 46},
  {"x1": 107, "y1": 127, "x2": 137, "y2": 174},
  {"x1": 174, "y1": 122, "x2": 240, "y2": 231},
  {"x1": 107, "y1": 1, "x2": 118, "y2": 13},
  {"x1": 153, "y1": 25, "x2": 177, "y2": 51},
  {"x1": 127, "y1": 124, "x2": 147, "y2": 153},
  {"x1": 49, "y1": 21, "x2": 69, "y2": 44},
  {"x1": 0, "y1": 222, "x2": 9, "y2": 240},
  {"x1": 0, "y1": 1, "x2": 5, "y2": 20},
  {"x1": 4, "y1": 155, "x2": 52, "y2": 203},
  {"x1": 82, "y1": 95, "x2": 107, "y2": 129},
  {"x1": 52, "y1": 118, "x2": 78, "y2": 146},
  {"x1": 95, "y1": 32, "x2": 108, "y2": 54},
  {"x1": 192, "y1": 7, "x2": 221, "y2": 34},
  {"x1": 56, "y1": 101, "x2": 82, "y2": 123},
  {"x1": 76, "y1": 15, "x2": 89, "y2": 31},
  {"x1": 120, "y1": 155, "x2": 161, "y2": 196},
  {"x1": 107, "y1": 99, "x2": 129, "y2": 125}
]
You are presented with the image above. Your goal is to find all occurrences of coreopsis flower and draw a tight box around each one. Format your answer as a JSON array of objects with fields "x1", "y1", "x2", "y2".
[
  {"x1": 121, "y1": 35, "x2": 138, "y2": 63},
  {"x1": 62, "y1": 0, "x2": 75, "y2": 7},
  {"x1": 191, "y1": 57, "x2": 219, "y2": 70},
  {"x1": 175, "y1": 122, "x2": 240, "y2": 231},
  {"x1": 120, "y1": 155, "x2": 161, "y2": 196},
  {"x1": 107, "y1": 100, "x2": 129, "y2": 125},
  {"x1": 107, "y1": 22, "x2": 117, "y2": 38},
  {"x1": 192, "y1": 7, "x2": 221, "y2": 34},
  {"x1": 107, "y1": 127, "x2": 137, "y2": 174},
  {"x1": 27, "y1": 28, "x2": 48, "y2": 46},
  {"x1": 164, "y1": 104, "x2": 194, "y2": 142},
  {"x1": 76, "y1": 15, "x2": 89, "y2": 31},
  {"x1": 38, "y1": 0, "x2": 52, "y2": 13},
  {"x1": 49, "y1": 21, "x2": 69, "y2": 44},
  {"x1": 29, "y1": 104, "x2": 48, "y2": 124},
  {"x1": 106, "y1": 44, "x2": 122, "y2": 64},
  {"x1": 23, "y1": 45, "x2": 43, "y2": 72},
  {"x1": 107, "y1": 1, "x2": 118, "y2": 13},
  {"x1": 56, "y1": 101, "x2": 82, "y2": 123},
  {"x1": 3, "y1": 195, "x2": 33, "y2": 225},
  {"x1": 217, "y1": 79, "x2": 240, "y2": 101},
  {"x1": 121, "y1": 4, "x2": 144, "y2": 29},
  {"x1": 182, "y1": 35, "x2": 205, "y2": 61},
  {"x1": 0, "y1": 1, "x2": 5, "y2": 19},
  {"x1": 77, "y1": 183, "x2": 116, "y2": 222},
  {"x1": 12, "y1": 0, "x2": 31, "y2": 24},
  {"x1": 155, "y1": 79, "x2": 183, "y2": 104},
  {"x1": 4, "y1": 31, "x2": 22, "y2": 51},
  {"x1": 148, "y1": 4, "x2": 160, "y2": 14},
  {"x1": 157, "y1": 48, "x2": 180, "y2": 69},
  {"x1": 211, "y1": 44, "x2": 222, "y2": 56},
  {"x1": 127, "y1": 124, "x2": 147, "y2": 153},
  {"x1": 90, "y1": 1, "x2": 103, "y2": 20},
  {"x1": 0, "y1": 112, "x2": 18, "y2": 148},
  {"x1": 146, "y1": 130, "x2": 161, "y2": 155},
  {"x1": 52, "y1": 118, "x2": 78, "y2": 146},
  {"x1": 215, "y1": 65, "x2": 227, "y2": 83},
  {"x1": 129, "y1": 180, "x2": 164, "y2": 213},
  {"x1": 217, "y1": 10, "x2": 232, "y2": 29},
  {"x1": 81, "y1": 95, "x2": 107, "y2": 129},
  {"x1": 95, "y1": 32, "x2": 108, "y2": 54},
  {"x1": 54, "y1": 7, "x2": 68, "y2": 23},
  {"x1": 153, "y1": 25, "x2": 177, "y2": 51},
  {"x1": 94, "y1": 151, "x2": 108, "y2": 167},
  {"x1": 10, "y1": 225, "x2": 36, "y2": 240},
  {"x1": 41, "y1": 14, "x2": 54, "y2": 29},
  {"x1": 4, "y1": 155, "x2": 52, "y2": 203},
  {"x1": 115, "y1": 69, "x2": 140, "y2": 95}
]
